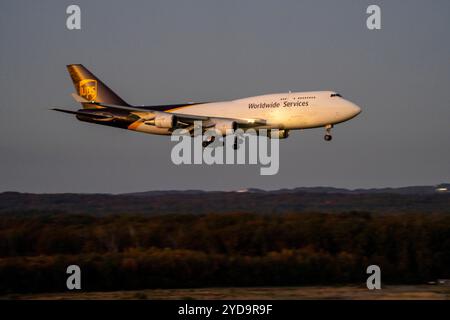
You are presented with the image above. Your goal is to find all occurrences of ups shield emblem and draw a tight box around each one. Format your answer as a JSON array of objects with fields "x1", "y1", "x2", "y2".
[{"x1": 79, "y1": 79, "x2": 97, "y2": 101}]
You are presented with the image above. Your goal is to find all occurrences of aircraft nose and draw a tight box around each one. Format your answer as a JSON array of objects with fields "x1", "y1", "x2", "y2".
[{"x1": 347, "y1": 101, "x2": 361, "y2": 117}]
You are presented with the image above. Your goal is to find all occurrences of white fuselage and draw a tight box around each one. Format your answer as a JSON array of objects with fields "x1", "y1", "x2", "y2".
[{"x1": 167, "y1": 91, "x2": 361, "y2": 130}]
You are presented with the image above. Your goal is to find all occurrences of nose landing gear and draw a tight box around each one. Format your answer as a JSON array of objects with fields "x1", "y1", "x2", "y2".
[{"x1": 324, "y1": 124, "x2": 333, "y2": 141}]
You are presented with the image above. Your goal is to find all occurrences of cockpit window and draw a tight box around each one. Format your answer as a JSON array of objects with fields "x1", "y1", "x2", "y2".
[{"x1": 331, "y1": 93, "x2": 342, "y2": 97}]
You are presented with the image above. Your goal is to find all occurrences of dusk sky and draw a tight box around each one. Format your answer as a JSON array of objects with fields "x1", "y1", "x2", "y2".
[{"x1": 1, "y1": 0, "x2": 449, "y2": 193}]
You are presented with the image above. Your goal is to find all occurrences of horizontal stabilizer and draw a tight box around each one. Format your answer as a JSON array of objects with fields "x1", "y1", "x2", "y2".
[{"x1": 52, "y1": 108, "x2": 113, "y2": 119}]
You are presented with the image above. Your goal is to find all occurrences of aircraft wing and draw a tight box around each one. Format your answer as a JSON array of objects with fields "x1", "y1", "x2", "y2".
[
  {"x1": 132, "y1": 110, "x2": 267, "y2": 131},
  {"x1": 171, "y1": 113, "x2": 266, "y2": 126}
]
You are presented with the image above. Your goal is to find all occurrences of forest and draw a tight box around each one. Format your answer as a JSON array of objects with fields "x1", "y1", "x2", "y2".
[{"x1": 0, "y1": 211, "x2": 449, "y2": 293}]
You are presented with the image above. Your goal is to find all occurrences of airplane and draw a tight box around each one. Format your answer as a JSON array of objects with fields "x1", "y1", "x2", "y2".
[{"x1": 53, "y1": 64, "x2": 361, "y2": 149}]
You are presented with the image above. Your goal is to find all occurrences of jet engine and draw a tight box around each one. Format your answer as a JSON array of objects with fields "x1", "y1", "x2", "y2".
[
  {"x1": 147, "y1": 113, "x2": 178, "y2": 128},
  {"x1": 268, "y1": 129, "x2": 290, "y2": 139}
]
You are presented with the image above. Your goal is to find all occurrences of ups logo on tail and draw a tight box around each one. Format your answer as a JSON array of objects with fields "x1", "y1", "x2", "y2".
[{"x1": 79, "y1": 79, "x2": 97, "y2": 101}]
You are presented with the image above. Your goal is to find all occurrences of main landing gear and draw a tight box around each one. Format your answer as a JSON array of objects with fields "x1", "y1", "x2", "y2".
[
  {"x1": 233, "y1": 136, "x2": 239, "y2": 150},
  {"x1": 202, "y1": 136, "x2": 216, "y2": 148},
  {"x1": 202, "y1": 135, "x2": 243, "y2": 149},
  {"x1": 324, "y1": 124, "x2": 333, "y2": 141}
]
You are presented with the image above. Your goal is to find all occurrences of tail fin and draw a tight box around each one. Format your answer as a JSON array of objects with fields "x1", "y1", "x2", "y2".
[{"x1": 66, "y1": 64, "x2": 129, "y2": 108}]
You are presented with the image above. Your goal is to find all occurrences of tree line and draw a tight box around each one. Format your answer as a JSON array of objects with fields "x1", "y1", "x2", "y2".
[{"x1": 0, "y1": 212, "x2": 449, "y2": 293}]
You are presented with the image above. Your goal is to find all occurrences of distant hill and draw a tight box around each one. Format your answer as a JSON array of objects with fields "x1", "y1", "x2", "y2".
[
  {"x1": 0, "y1": 184, "x2": 449, "y2": 215},
  {"x1": 280, "y1": 183, "x2": 450, "y2": 195},
  {"x1": 124, "y1": 184, "x2": 450, "y2": 196}
]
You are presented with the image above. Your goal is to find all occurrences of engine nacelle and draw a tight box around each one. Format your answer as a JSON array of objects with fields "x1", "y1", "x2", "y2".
[
  {"x1": 212, "y1": 119, "x2": 238, "y2": 135},
  {"x1": 153, "y1": 113, "x2": 177, "y2": 128},
  {"x1": 268, "y1": 129, "x2": 290, "y2": 139}
]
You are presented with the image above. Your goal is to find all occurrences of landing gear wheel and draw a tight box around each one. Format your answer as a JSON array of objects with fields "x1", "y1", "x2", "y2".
[
  {"x1": 202, "y1": 136, "x2": 216, "y2": 148},
  {"x1": 324, "y1": 124, "x2": 333, "y2": 142}
]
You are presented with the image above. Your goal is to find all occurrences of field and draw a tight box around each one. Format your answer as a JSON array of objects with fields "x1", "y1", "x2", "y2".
[{"x1": 5, "y1": 285, "x2": 450, "y2": 300}]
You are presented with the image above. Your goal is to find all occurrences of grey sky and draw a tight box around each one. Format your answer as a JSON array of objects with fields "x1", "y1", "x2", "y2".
[{"x1": 0, "y1": 0, "x2": 449, "y2": 193}]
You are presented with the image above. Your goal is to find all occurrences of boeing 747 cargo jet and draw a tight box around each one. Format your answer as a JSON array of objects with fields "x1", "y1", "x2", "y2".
[{"x1": 53, "y1": 64, "x2": 361, "y2": 148}]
